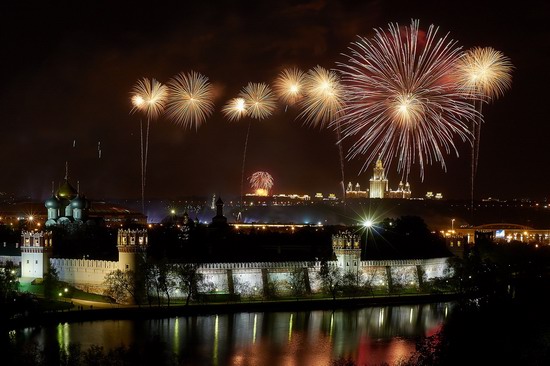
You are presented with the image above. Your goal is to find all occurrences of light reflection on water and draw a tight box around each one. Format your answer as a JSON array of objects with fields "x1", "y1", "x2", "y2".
[{"x1": 13, "y1": 302, "x2": 454, "y2": 366}]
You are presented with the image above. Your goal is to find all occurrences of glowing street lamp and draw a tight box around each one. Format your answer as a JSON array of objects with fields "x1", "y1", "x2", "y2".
[
  {"x1": 363, "y1": 219, "x2": 373, "y2": 250},
  {"x1": 451, "y1": 218, "x2": 455, "y2": 232}
]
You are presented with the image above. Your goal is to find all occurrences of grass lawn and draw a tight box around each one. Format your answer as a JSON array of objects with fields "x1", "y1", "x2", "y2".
[{"x1": 18, "y1": 281, "x2": 112, "y2": 303}]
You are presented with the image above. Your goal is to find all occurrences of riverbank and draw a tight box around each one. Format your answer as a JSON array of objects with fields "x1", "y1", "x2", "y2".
[{"x1": 4, "y1": 292, "x2": 461, "y2": 331}]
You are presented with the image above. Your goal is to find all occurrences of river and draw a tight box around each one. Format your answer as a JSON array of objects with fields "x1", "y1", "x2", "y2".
[{"x1": 8, "y1": 301, "x2": 454, "y2": 366}]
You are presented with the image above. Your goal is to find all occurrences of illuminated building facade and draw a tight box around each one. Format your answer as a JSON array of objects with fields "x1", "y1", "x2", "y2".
[
  {"x1": 346, "y1": 157, "x2": 411, "y2": 199},
  {"x1": 370, "y1": 157, "x2": 389, "y2": 198}
]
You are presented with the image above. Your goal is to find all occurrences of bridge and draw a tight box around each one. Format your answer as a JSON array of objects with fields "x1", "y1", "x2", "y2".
[{"x1": 451, "y1": 223, "x2": 550, "y2": 244}]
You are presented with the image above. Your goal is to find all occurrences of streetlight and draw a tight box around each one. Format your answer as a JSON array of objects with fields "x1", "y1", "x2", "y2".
[{"x1": 451, "y1": 219, "x2": 455, "y2": 232}]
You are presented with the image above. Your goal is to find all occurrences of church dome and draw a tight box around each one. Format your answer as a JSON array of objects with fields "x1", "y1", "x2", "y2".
[
  {"x1": 45, "y1": 196, "x2": 60, "y2": 209},
  {"x1": 70, "y1": 195, "x2": 86, "y2": 209},
  {"x1": 56, "y1": 179, "x2": 78, "y2": 200}
]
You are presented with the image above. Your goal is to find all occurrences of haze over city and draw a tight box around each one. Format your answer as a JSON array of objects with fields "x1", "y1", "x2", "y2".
[{"x1": 1, "y1": 1, "x2": 546, "y2": 202}]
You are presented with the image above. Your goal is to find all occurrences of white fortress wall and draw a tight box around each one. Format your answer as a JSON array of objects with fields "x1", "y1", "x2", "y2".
[
  {"x1": 200, "y1": 269, "x2": 230, "y2": 293},
  {"x1": 51, "y1": 258, "x2": 118, "y2": 287},
  {"x1": 420, "y1": 258, "x2": 450, "y2": 279},
  {"x1": 390, "y1": 265, "x2": 419, "y2": 287},
  {"x1": 359, "y1": 265, "x2": 388, "y2": 288},
  {"x1": 42, "y1": 256, "x2": 452, "y2": 297},
  {"x1": 232, "y1": 269, "x2": 263, "y2": 297}
]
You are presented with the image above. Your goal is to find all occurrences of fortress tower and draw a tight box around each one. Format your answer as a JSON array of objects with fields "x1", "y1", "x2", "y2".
[
  {"x1": 332, "y1": 231, "x2": 362, "y2": 277},
  {"x1": 20, "y1": 231, "x2": 53, "y2": 279},
  {"x1": 117, "y1": 229, "x2": 148, "y2": 272}
]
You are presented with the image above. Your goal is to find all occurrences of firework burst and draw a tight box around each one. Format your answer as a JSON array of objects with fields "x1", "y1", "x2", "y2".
[
  {"x1": 222, "y1": 97, "x2": 248, "y2": 122},
  {"x1": 454, "y1": 46, "x2": 513, "y2": 101},
  {"x1": 239, "y1": 82, "x2": 277, "y2": 120},
  {"x1": 249, "y1": 171, "x2": 274, "y2": 192},
  {"x1": 130, "y1": 77, "x2": 169, "y2": 214},
  {"x1": 336, "y1": 19, "x2": 480, "y2": 180},
  {"x1": 298, "y1": 65, "x2": 345, "y2": 129},
  {"x1": 453, "y1": 46, "x2": 513, "y2": 217},
  {"x1": 274, "y1": 67, "x2": 306, "y2": 106},
  {"x1": 296, "y1": 65, "x2": 347, "y2": 200},
  {"x1": 166, "y1": 71, "x2": 215, "y2": 130},
  {"x1": 130, "y1": 77, "x2": 169, "y2": 121}
]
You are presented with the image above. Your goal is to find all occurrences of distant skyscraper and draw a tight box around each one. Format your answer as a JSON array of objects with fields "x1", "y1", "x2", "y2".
[
  {"x1": 369, "y1": 157, "x2": 388, "y2": 199},
  {"x1": 346, "y1": 157, "x2": 411, "y2": 200}
]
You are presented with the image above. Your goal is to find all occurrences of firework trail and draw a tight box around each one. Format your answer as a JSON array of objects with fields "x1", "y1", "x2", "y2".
[
  {"x1": 249, "y1": 171, "x2": 274, "y2": 192},
  {"x1": 130, "y1": 77, "x2": 168, "y2": 214},
  {"x1": 453, "y1": 46, "x2": 513, "y2": 218},
  {"x1": 297, "y1": 65, "x2": 347, "y2": 200},
  {"x1": 166, "y1": 70, "x2": 215, "y2": 130},
  {"x1": 224, "y1": 83, "x2": 277, "y2": 219},
  {"x1": 454, "y1": 47, "x2": 513, "y2": 175},
  {"x1": 336, "y1": 19, "x2": 479, "y2": 182}
]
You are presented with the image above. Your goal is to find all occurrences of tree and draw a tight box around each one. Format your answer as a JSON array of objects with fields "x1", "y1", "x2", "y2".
[
  {"x1": 318, "y1": 260, "x2": 342, "y2": 300},
  {"x1": 288, "y1": 268, "x2": 308, "y2": 298},
  {"x1": 0, "y1": 261, "x2": 19, "y2": 304},
  {"x1": 174, "y1": 263, "x2": 204, "y2": 306},
  {"x1": 142, "y1": 261, "x2": 160, "y2": 306},
  {"x1": 157, "y1": 261, "x2": 177, "y2": 306},
  {"x1": 43, "y1": 266, "x2": 61, "y2": 300},
  {"x1": 341, "y1": 271, "x2": 360, "y2": 297},
  {"x1": 103, "y1": 269, "x2": 143, "y2": 305},
  {"x1": 0, "y1": 261, "x2": 19, "y2": 320}
]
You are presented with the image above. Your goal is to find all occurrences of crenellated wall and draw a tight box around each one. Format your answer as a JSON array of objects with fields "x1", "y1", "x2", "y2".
[
  {"x1": 50, "y1": 258, "x2": 119, "y2": 293},
  {"x1": 194, "y1": 257, "x2": 452, "y2": 298},
  {"x1": 46, "y1": 256, "x2": 451, "y2": 298},
  {"x1": 15, "y1": 229, "x2": 453, "y2": 299}
]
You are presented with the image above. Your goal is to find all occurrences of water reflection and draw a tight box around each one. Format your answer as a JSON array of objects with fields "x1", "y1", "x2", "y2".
[{"x1": 13, "y1": 302, "x2": 454, "y2": 366}]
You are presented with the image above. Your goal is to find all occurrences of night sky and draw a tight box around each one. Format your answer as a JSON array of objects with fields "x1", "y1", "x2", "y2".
[{"x1": 1, "y1": 1, "x2": 547, "y2": 202}]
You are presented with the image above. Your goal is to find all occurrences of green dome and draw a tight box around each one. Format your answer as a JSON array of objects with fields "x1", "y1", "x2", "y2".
[
  {"x1": 70, "y1": 196, "x2": 86, "y2": 209},
  {"x1": 45, "y1": 196, "x2": 60, "y2": 209}
]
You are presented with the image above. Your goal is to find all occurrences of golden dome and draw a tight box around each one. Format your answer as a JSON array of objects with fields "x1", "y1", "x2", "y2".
[{"x1": 56, "y1": 179, "x2": 78, "y2": 200}]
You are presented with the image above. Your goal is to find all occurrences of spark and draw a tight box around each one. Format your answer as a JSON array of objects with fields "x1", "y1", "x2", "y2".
[
  {"x1": 222, "y1": 97, "x2": 248, "y2": 121},
  {"x1": 453, "y1": 46, "x2": 513, "y2": 218},
  {"x1": 238, "y1": 82, "x2": 277, "y2": 120},
  {"x1": 298, "y1": 65, "x2": 345, "y2": 129},
  {"x1": 336, "y1": 19, "x2": 479, "y2": 180},
  {"x1": 130, "y1": 77, "x2": 168, "y2": 121},
  {"x1": 166, "y1": 70, "x2": 215, "y2": 130},
  {"x1": 129, "y1": 77, "x2": 168, "y2": 215},
  {"x1": 249, "y1": 171, "x2": 274, "y2": 192},
  {"x1": 274, "y1": 67, "x2": 306, "y2": 106},
  {"x1": 454, "y1": 46, "x2": 513, "y2": 102}
]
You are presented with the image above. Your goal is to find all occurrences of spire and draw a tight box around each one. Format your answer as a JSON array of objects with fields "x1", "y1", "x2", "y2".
[
  {"x1": 51, "y1": 181, "x2": 54, "y2": 195},
  {"x1": 65, "y1": 161, "x2": 69, "y2": 180}
]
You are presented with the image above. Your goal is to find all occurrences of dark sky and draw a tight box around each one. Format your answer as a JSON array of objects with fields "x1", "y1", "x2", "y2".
[{"x1": 1, "y1": 1, "x2": 548, "y2": 202}]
